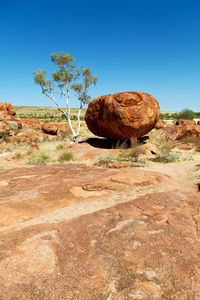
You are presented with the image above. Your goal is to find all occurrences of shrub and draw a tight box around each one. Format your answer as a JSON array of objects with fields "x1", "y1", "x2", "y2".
[
  {"x1": 58, "y1": 151, "x2": 74, "y2": 163},
  {"x1": 150, "y1": 131, "x2": 174, "y2": 156},
  {"x1": 0, "y1": 130, "x2": 10, "y2": 141},
  {"x1": 28, "y1": 151, "x2": 51, "y2": 165},
  {"x1": 56, "y1": 143, "x2": 65, "y2": 150},
  {"x1": 179, "y1": 109, "x2": 195, "y2": 120},
  {"x1": 152, "y1": 154, "x2": 180, "y2": 163},
  {"x1": 96, "y1": 153, "x2": 117, "y2": 167},
  {"x1": 118, "y1": 145, "x2": 146, "y2": 162},
  {"x1": 195, "y1": 143, "x2": 200, "y2": 152},
  {"x1": 184, "y1": 137, "x2": 193, "y2": 144}
]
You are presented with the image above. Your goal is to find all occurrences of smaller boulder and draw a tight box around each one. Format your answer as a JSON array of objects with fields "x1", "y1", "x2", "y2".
[
  {"x1": 175, "y1": 119, "x2": 196, "y2": 126},
  {"x1": 163, "y1": 120, "x2": 200, "y2": 141},
  {"x1": 5, "y1": 102, "x2": 16, "y2": 116},
  {"x1": 41, "y1": 123, "x2": 70, "y2": 135},
  {"x1": 41, "y1": 123, "x2": 58, "y2": 135}
]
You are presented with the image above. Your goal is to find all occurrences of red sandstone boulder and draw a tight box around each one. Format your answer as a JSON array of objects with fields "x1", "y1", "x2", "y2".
[
  {"x1": 41, "y1": 123, "x2": 58, "y2": 135},
  {"x1": 0, "y1": 102, "x2": 22, "y2": 139},
  {"x1": 5, "y1": 102, "x2": 16, "y2": 116},
  {"x1": 163, "y1": 119, "x2": 200, "y2": 140},
  {"x1": 21, "y1": 118, "x2": 41, "y2": 129},
  {"x1": 176, "y1": 119, "x2": 196, "y2": 126},
  {"x1": 41, "y1": 123, "x2": 70, "y2": 135},
  {"x1": 0, "y1": 102, "x2": 16, "y2": 116},
  {"x1": 85, "y1": 92, "x2": 163, "y2": 140}
]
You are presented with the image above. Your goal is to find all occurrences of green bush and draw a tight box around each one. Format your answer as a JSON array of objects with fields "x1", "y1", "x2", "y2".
[
  {"x1": 179, "y1": 109, "x2": 195, "y2": 120},
  {"x1": 152, "y1": 154, "x2": 179, "y2": 163},
  {"x1": 58, "y1": 151, "x2": 74, "y2": 163},
  {"x1": 28, "y1": 151, "x2": 51, "y2": 165},
  {"x1": 195, "y1": 143, "x2": 200, "y2": 152}
]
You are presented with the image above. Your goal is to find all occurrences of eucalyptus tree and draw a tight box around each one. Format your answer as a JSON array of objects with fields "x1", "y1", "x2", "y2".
[{"x1": 33, "y1": 52, "x2": 97, "y2": 142}]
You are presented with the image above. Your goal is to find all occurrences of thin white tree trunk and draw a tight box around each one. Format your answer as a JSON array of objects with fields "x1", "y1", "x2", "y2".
[
  {"x1": 73, "y1": 104, "x2": 82, "y2": 143},
  {"x1": 46, "y1": 93, "x2": 76, "y2": 142},
  {"x1": 65, "y1": 87, "x2": 76, "y2": 140}
]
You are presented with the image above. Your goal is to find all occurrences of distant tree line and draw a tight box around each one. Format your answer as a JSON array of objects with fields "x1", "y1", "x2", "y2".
[{"x1": 160, "y1": 109, "x2": 199, "y2": 120}]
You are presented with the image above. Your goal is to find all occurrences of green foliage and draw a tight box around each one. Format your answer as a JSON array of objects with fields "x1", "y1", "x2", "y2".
[
  {"x1": 33, "y1": 52, "x2": 97, "y2": 107},
  {"x1": 150, "y1": 132, "x2": 174, "y2": 156},
  {"x1": 58, "y1": 151, "x2": 74, "y2": 163},
  {"x1": 0, "y1": 130, "x2": 10, "y2": 141},
  {"x1": 160, "y1": 109, "x2": 196, "y2": 121},
  {"x1": 33, "y1": 69, "x2": 53, "y2": 95},
  {"x1": 152, "y1": 154, "x2": 180, "y2": 163},
  {"x1": 179, "y1": 109, "x2": 195, "y2": 120},
  {"x1": 118, "y1": 146, "x2": 146, "y2": 162},
  {"x1": 33, "y1": 51, "x2": 97, "y2": 142},
  {"x1": 184, "y1": 137, "x2": 193, "y2": 144},
  {"x1": 195, "y1": 143, "x2": 200, "y2": 152},
  {"x1": 28, "y1": 151, "x2": 51, "y2": 165}
]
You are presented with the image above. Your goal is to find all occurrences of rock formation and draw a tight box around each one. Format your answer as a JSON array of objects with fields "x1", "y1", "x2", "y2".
[
  {"x1": 0, "y1": 102, "x2": 22, "y2": 138},
  {"x1": 0, "y1": 164, "x2": 200, "y2": 298},
  {"x1": 0, "y1": 102, "x2": 70, "y2": 141},
  {"x1": 21, "y1": 118, "x2": 41, "y2": 129},
  {"x1": 0, "y1": 101, "x2": 16, "y2": 117},
  {"x1": 41, "y1": 123, "x2": 70, "y2": 135},
  {"x1": 163, "y1": 119, "x2": 200, "y2": 140},
  {"x1": 85, "y1": 92, "x2": 163, "y2": 140}
]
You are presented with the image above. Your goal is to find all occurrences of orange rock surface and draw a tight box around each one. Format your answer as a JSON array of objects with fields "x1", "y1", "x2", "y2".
[
  {"x1": 85, "y1": 91, "x2": 163, "y2": 140},
  {"x1": 0, "y1": 164, "x2": 200, "y2": 298},
  {"x1": 41, "y1": 123, "x2": 70, "y2": 135},
  {"x1": 21, "y1": 118, "x2": 41, "y2": 129},
  {"x1": 163, "y1": 119, "x2": 200, "y2": 140}
]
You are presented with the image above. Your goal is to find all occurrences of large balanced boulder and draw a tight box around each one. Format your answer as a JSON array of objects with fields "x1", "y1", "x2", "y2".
[{"x1": 85, "y1": 92, "x2": 163, "y2": 140}]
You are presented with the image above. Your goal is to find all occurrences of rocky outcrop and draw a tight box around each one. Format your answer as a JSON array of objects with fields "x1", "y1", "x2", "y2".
[
  {"x1": 0, "y1": 101, "x2": 16, "y2": 117},
  {"x1": 0, "y1": 102, "x2": 70, "y2": 142},
  {"x1": 21, "y1": 118, "x2": 41, "y2": 129},
  {"x1": 163, "y1": 119, "x2": 200, "y2": 140},
  {"x1": 175, "y1": 119, "x2": 196, "y2": 126},
  {"x1": 0, "y1": 164, "x2": 200, "y2": 299},
  {"x1": 0, "y1": 102, "x2": 22, "y2": 138},
  {"x1": 85, "y1": 92, "x2": 163, "y2": 140}
]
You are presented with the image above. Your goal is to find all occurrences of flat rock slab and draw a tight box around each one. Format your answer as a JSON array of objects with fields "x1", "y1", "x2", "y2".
[{"x1": 0, "y1": 164, "x2": 200, "y2": 299}]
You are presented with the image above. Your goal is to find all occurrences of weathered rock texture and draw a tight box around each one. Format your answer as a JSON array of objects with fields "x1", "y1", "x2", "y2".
[
  {"x1": 0, "y1": 102, "x2": 70, "y2": 142},
  {"x1": 0, "y1": 102, "x2": 22, "y2": 138},
  {"x1": 0, "y1": 164, "x2": 200, "y2": 299},
  {"x1": 41, "y1": 123, "x2": 70, "y2": 135},
  {"x1": 85, "y1": 92, "x2": 163, "y2": 140},
  {"x1": 0, "y1": 101, "x2": 16, "y2": 117},
  {"x1": 163, "y1": 119, "x2": 200, "y2": 140},
  {"x1": 21, "y1": 118, "x2": 41, "y2": 129}
]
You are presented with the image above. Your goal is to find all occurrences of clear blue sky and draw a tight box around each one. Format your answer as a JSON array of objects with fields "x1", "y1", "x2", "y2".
[{"x1": 1, "y1": 0, "x2": 200, "y2": 111}]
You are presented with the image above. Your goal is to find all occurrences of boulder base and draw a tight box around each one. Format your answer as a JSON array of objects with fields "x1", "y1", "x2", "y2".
[{"x1": 85, "y1": 92, "x2": 163, "y2": 140}]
